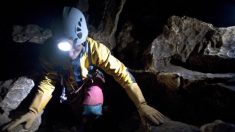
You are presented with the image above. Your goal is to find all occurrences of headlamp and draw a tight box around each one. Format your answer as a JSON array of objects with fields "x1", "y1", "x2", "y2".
[
  {"x1": 57, "y1": 37, "x2": 81, "y2": 52},
  {"x1": 57, "y1": 40, "x2": 72, "y2": 52}
]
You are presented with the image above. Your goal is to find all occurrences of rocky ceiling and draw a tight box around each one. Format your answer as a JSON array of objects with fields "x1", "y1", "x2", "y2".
[{"x1": 0, "y1": 0, "x2": 235, "y2": 132}]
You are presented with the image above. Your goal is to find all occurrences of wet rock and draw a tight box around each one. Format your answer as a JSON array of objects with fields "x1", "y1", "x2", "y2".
[
  {"x1": 151, "y1": 120, "x2": 199, "y2": 132},
  {"x1": 0, "y1": 77, "x2": 42, "y2": 132},
  {"x1": 200, "y1": 120, "x2": 235, "y2": 132},
  {"x1": 12, "y1": 24, "x2": 52, "y2": 44}
]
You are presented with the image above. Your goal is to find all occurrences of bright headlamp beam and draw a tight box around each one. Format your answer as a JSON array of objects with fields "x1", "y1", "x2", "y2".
[{"x1": 57, "y1": 41, "x2": 72, "y2": 51}]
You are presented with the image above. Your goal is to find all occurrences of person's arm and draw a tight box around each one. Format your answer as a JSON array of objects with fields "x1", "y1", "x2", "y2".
[
  {"x1": 2, "y1": 73, "x2": 57, "y2": 131},
  {"x1": 29, "y1": 74, "x2": 56, "y2": 114},
  {"x1": 88, "y1": 37, "x2": 167, "y2": 130}
]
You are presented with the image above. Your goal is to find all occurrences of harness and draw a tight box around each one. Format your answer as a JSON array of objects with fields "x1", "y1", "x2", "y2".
[{"x1": 60, "y1": 41, "x2": 105, "y2": 104}]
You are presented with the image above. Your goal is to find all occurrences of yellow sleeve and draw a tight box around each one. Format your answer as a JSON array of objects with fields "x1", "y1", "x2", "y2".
[
  {"x1": 87, "y1": 37, "x2": 146, "y2": 107},
  {"x1": 29, "y1": 42, "x2": 70, "y2": 114},
  {"x1": 29, "y1": 73, "x2": 57, "y2": 114},
  {"x1": 87, "y1": 37, "x2": 136, "y2": 88}
]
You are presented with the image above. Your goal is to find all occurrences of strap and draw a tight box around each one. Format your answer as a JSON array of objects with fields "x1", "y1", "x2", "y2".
[
  {"x1": 85, "y1": 41, "x2": 97, "y2": 73},
  {"x1": 86, "y1": 41, "x2": 93, "y2": 67},
  {"x1": 70, "y1": 41, "x2": 95, "y2": 95}
]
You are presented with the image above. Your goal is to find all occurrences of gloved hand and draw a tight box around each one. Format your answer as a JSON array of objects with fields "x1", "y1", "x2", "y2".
[
  {"x1": 138, "y1": 102, "x2": 167, "y2": 131},
  {"x1": 124, "y1": 83, "x2": 168, "y2": 132},
  {"x1": 2, "y1": 77, "x2": 54, "y2": 132},
  {"x1": 2, "y1": 111, "x2": 37, "y2": 131}
]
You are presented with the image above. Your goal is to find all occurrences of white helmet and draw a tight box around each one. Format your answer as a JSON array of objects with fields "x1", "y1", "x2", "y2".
[{"x1": 63, "y1": 6, "x2": 88, "y2": 45}]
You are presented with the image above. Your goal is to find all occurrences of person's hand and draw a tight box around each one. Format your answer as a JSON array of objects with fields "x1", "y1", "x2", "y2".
[
  {"x1": 138, "y1": 103, "x2": 168, "y2": 131},
  {"x1": 2, "y1": 111, "x2": 37, "y2": 131}
]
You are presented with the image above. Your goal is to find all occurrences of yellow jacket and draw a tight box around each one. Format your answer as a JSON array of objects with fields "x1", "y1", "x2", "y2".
[{"x1": 29, "y1": 37, "x2": 141, "y2": 114}]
